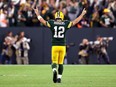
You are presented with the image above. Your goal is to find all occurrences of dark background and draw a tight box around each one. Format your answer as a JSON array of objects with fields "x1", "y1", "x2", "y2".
[{"x1": 0, "y1": 27, "x2": 115, "y2": 64}]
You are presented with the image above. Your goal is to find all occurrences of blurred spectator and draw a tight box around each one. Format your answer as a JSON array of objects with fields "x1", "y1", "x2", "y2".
[
  {"x1": 108, "y1": 0, "x2": 116, "y2": 28},
  {"x1": 93, "y1": 36, "x2": 112, "y2": 64},
  {"x1": 17, "y1": 10, "x2": 26, "y2": 26},
  {"x1": 67, "y1": 0, "x2": 79, "y2": 21},
  {"x1": 13, "y1": 32, "x2": 30, "y2": 64},
  {"x1": 59, "y1": 1, "x2": 69, "y2": 20},
  {"x1": 25, "y1": 3, "x2": 33, "y2": 26},
  {"x1": 1, "y1": 32, "x2": 16, "y2": 64},
  {"x1": 100, "y1": 8, "x2": 114, "y2": 27},
  {"x1": 84, "y1": 0, "x2": 95, "y2": 20},
  {"x1": 0, "y1": 0, "x2": 4, "y2": 8},
  {"x1": 8, "y1": 2, "x2": 15, "y2": 26},
  {"x1": 18, "y1": 3, "x2": 33, "y2": 26},
  {"x1": 0, "y1": 0, "x2": 7, "y2": 9},
  {"x1": 91, "y1": 6, "x2": 101, "y2": 27},
  {"x1": 78, "y1": 39, "x2": 92, "y2": 64},
  {"x1": 9, "y1": 0, "x2": 20, "y2": 26},
  {"x1": 0, "y1": 9, "x2": 8, "y2": 27}
]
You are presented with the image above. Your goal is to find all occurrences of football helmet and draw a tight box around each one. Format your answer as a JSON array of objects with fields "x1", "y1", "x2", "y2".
[{"x1": 55, "y1": 11, "x2": 64, "y2": 20}]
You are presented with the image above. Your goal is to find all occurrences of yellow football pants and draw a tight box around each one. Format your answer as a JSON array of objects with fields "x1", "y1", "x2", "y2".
[{"x1": 52, "y1": 46, "x2": 66, "y2": 64}]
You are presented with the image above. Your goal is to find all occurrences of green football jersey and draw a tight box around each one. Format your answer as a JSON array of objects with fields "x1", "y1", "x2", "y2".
[{"x1": 46, "y1": 20, "x2": 72, "y2": 46}]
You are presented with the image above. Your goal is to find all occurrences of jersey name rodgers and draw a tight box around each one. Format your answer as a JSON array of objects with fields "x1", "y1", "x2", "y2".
[{"x1": 46, "y1": 20, "x2": 72, "y2": 45}]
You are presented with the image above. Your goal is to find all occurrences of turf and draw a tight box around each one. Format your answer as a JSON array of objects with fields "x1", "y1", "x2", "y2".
[{"x1": 0, "y1": 65, "x2": 116, "y2": 87}]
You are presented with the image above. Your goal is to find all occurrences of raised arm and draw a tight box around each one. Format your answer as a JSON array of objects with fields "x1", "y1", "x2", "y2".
[
  {"x1": 72, "y1": 8, "x2": 87, "y2": 26},
  {"x1": 33, "y1": 6, "x2": 47, "y2": 26}
]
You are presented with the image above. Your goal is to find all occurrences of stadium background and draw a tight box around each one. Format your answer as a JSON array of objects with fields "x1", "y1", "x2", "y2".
[
  {"x1": 0, "y1": 0, "x2": 116, "y2": 64},
  {"x1": 0, "y1": 1, "x2": 116, "y2": 87},
  {"x1": 0, "y1": 27, "x2": 115, "y2": 64}
]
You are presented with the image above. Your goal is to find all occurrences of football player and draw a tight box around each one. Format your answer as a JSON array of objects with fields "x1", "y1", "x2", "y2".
[{"x1": 33, "y1": 6, "x2": 86, "y2": 83}]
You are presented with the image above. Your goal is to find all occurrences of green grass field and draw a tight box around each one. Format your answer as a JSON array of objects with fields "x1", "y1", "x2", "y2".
[{"x1": 0, "y1": 65, "x2": 116, "y2": 87}]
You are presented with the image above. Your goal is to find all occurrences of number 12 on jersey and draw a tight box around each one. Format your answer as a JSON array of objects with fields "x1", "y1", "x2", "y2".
[{"x1": 54, "y1": 26, "x2": 65, "y2": 38}]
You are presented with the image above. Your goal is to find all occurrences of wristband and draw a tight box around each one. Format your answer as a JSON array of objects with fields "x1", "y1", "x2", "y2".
[{"x1": 37, "y1": 16, "x2": 42, "y2": 20}]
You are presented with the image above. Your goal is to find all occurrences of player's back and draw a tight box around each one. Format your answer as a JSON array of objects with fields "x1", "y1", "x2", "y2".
[{"x1": 47, "y1": 20, "x2": 72, "y2": 46}]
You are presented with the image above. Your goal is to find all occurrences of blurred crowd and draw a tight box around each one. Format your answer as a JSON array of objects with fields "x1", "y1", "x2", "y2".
[
  {"x1": 0, "y1": 31, "x2": 30, "y2": 64},
  {"x1": 0, "y1": 0, "x2": 116, "y2": 28},
  {"x1": 78, "y1": 36, "x2": 113, "y2": 64}
]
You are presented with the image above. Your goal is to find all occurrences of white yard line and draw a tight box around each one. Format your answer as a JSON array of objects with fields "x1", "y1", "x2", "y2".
[{"x1": 0, "y1": 74, "x2": 30, "y2": 77}]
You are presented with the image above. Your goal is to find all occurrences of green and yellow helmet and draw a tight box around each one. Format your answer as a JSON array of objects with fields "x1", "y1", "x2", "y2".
[{"x1": 55, "y1": 11, "x2": 64, "y2": 20}]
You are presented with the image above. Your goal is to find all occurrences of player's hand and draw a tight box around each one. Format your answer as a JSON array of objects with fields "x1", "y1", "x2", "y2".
[
  {"x1": 32, "y1": 6, "x2": 39, "y2": 15},
  {"x1": 82, "y1": 8, "x2": 87, "y2": 16}
]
